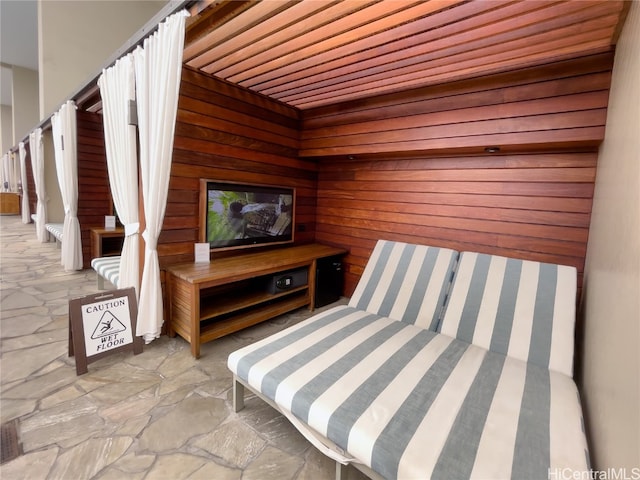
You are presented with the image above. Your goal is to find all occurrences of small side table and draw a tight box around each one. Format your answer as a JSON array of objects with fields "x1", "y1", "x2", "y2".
[{"x1": 90, "y1": 227, "x2": 125, "y2": 259}]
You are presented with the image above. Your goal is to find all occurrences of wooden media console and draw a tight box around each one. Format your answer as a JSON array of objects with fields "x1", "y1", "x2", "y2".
[{"x1": 166, "y1": 243, "x2": 346, "y2": 358}]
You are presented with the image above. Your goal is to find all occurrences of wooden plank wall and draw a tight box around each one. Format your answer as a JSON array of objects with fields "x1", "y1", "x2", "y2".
[
  {"x1": 162, "y1": 66, "x2": 315, "y2": 267},
  {"x1": 76, "y1": 110, "x2": 113, "y2": 268},
  {"x1": 24, "y1": 143, "x2": 36, "y2": 218},
  {"x1": 315, "y1": 152, "x2": 595, "y2": 297},
  {"x1": 301, "y1": 53, "x2": 613, "y2": 157},
  {"x1": 302, "y1": 53, "x2": 614, "y2": 298}
]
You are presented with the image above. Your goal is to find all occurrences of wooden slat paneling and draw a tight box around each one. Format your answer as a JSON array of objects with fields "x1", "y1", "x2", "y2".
[
  {"x1": 163, "y1": 66, "x2": 315, "y2": 268},
  {"x1": 315, "y1": 152, "x2": 595, "y2": 299},
  {"x1": 302, "y1": 56, "x2": 612, "y2": 301},
  {"x1": 184, "y1": 0, "x2": 626, "y2": 109},
  {"x1": 24, "y1": 143, "x2": 36, "y2": 218},
  {"x1": 76, "y1": 110, "x2": 112, "y2": 268},
  {"x1": 301, "y1": 54, "x2": 614, "y2": 156}
]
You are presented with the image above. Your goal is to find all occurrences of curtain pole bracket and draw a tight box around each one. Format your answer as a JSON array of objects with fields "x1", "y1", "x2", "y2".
[{"x1": 128, "y1": 100, "x2": 138, "y2": 126}]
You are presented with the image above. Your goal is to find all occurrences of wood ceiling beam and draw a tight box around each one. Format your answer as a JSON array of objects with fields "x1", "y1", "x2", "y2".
[
  {"x1": 266, "y1": 3, "x2": 620, "y2": 101},
  {"x1": 183, "y1": 0, "x2": 298, "y2": 64},
  {"x1": 191, "y1": 0, "x2": 341, "y2": 74},
  {"x1": 185, "y1": 1, "x2": 256, "y2": 48},
  {"x1": 180, "y1": 0, "x2": 627, "y2": 111}
]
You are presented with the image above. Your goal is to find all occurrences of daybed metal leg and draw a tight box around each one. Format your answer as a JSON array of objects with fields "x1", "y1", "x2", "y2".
[
  {"x1": 97, "y1": 275, "x2": 105, "y2": 290},
  {"x1": 335, "y1": 462, "x2": 349, "y2": 480},
  {"x1": 233, "y1": 376, "x2": 245, "y2": 412}
]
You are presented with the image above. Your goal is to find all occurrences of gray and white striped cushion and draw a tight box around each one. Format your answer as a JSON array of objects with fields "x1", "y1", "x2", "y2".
[
  {"x1": 438, "y1": 252, "x2": 577, "y2": 376},
  {"x1": 228, "y1": 305, "x2": 589, "y2": 479},
  {"x1": 91, "y1": 256, "x2": 121, "y2": 288},
  {"x1": 45, "y1": 223, "x2": 64, "y2": 241},
  {"x1": 348, "y1": 240, "x2": 458, "y2": 330}
]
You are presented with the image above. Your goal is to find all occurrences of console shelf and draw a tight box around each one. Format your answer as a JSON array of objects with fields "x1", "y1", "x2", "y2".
[
  {"x1": 200, "y1": 285, "x2": 309, "y2": 320},
  {"x1": 166, "y1": 243, "x2": 346, "y2": 358}
]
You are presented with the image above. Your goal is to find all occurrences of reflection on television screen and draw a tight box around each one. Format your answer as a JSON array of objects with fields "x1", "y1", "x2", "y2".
[{"x1": 202, "y1": 180, "x2": 295, "y2": 251}]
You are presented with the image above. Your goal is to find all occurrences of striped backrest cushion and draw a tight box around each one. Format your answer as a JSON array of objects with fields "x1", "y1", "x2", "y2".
[
  {"x1": 91, "y1": 256, "x2": 122, "y2": 288},
  {"x1": 438, "y1": 251, "x2": 577, "y2": 376},
  {"x1": 45, "y1": 223, "x2": 64, "y2": 241},
  {"x1": 348, "y1": 240, "x2": 458, "y2": 330}
]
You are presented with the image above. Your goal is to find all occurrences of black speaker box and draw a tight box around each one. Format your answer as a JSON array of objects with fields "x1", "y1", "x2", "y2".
[{"x1": 267, "y1": 268, "x2": 308, "y2": 294}]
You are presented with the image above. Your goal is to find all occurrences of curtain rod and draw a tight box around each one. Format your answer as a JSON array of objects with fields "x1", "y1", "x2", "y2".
[{"x1": 14, "y1": 0, "x2": 194, "y2": 148}]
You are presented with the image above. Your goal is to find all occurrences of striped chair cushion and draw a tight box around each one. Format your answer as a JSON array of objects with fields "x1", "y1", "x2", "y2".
[
  {"x1": 45, "y1": 223, "x2": 64, "y2": 241},
  {"x1": 91, "y1": 256, "x2": 121, "y2": 288},
  {"x1": 438, "y1": 252, "x2": 577, "y2": 376},
  {"x1": 348, "y1": 240, "x2": 458, "y2": 330},
  {"x1": 228, "y1": 305, "x2": 589, "y2": 480}
]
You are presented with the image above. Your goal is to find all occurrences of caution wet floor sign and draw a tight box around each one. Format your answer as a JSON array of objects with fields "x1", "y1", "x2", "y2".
[
  {"x1": 84, "y1": 297, "x2": 133, "y2": 356},
  {"x1": 69, "y1": 288, "x2": 142, "y2": 374}
]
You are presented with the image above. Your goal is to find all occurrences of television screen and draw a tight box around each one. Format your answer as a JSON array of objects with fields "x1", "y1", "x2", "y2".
[{"x1": 200, "y1": 180, "x2": 295, "y2": 251}]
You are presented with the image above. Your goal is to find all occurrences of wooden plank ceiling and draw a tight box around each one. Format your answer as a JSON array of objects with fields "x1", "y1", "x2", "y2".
[{"x1": 184, "y1": 0, "x2": 628, "y2": 110}]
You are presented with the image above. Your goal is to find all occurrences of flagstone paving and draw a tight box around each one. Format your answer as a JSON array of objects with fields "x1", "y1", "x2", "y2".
[{"x1": 0, "y1": 216, "x2": 367, "y2": 480}]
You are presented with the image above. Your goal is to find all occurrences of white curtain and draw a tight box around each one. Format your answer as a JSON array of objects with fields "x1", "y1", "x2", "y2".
[
  {"x1": 51, "y1": 101, "x2": 83, "y2": 271},
  {"x1": 9, "y1": 151, "x2": 19, "y2": 192},
  {"x1": 98, "y1": 54, "x2": 139, "y2": 293},
  {"x1": 19, "y1": 142, "x2": 30, "y2": 223},
  {"x1": 1, "y1": 152, "x2": 19, "y2": 192},
  {"x1": 29, "y1": 128, "x2": 48, "y2": 242},
  {"x1": 0, "y1": 153, "x2": 8, "y2": 192},
  {"x1": 134, "y1": 10, "x2": 188, "y2": 342}
]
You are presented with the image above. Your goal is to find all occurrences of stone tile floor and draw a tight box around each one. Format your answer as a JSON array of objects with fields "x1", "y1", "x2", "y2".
[{"x1": 0, "y1": 215, "x2": 367, "y2": 480}]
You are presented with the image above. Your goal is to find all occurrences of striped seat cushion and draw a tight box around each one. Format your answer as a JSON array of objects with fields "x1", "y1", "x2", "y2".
[
  {"x1": 228, "y1": 305, "x2": 589, "y2": 480},
  {"x1": 348, "y1": 240, "x2": 458, "y2": 330},
  {"x1": 45, "y1": 223, "x2": 64, "y2": 241},
  {"x1": 438, "y1": 252, "x2": 577, "y2": 376},
  {"x1": 91, "y1": 256, "x2": 121, "y2": 288}
]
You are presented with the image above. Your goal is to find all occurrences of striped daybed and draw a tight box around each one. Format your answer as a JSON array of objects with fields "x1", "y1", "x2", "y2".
[
  {"x1": 228, "y1": 240, "x2": 589, "y2": 480},
  {"x1": 45, "y1": 223, "x2": 64, "y2": 247},
  {"x1": 90, "y1": 256, "x2": 121, "y2": 290}
]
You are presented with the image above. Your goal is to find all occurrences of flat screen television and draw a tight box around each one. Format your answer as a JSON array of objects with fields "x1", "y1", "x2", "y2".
[{"x1": 200, "y1": 179, "x2": 295, "y2": 252}]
